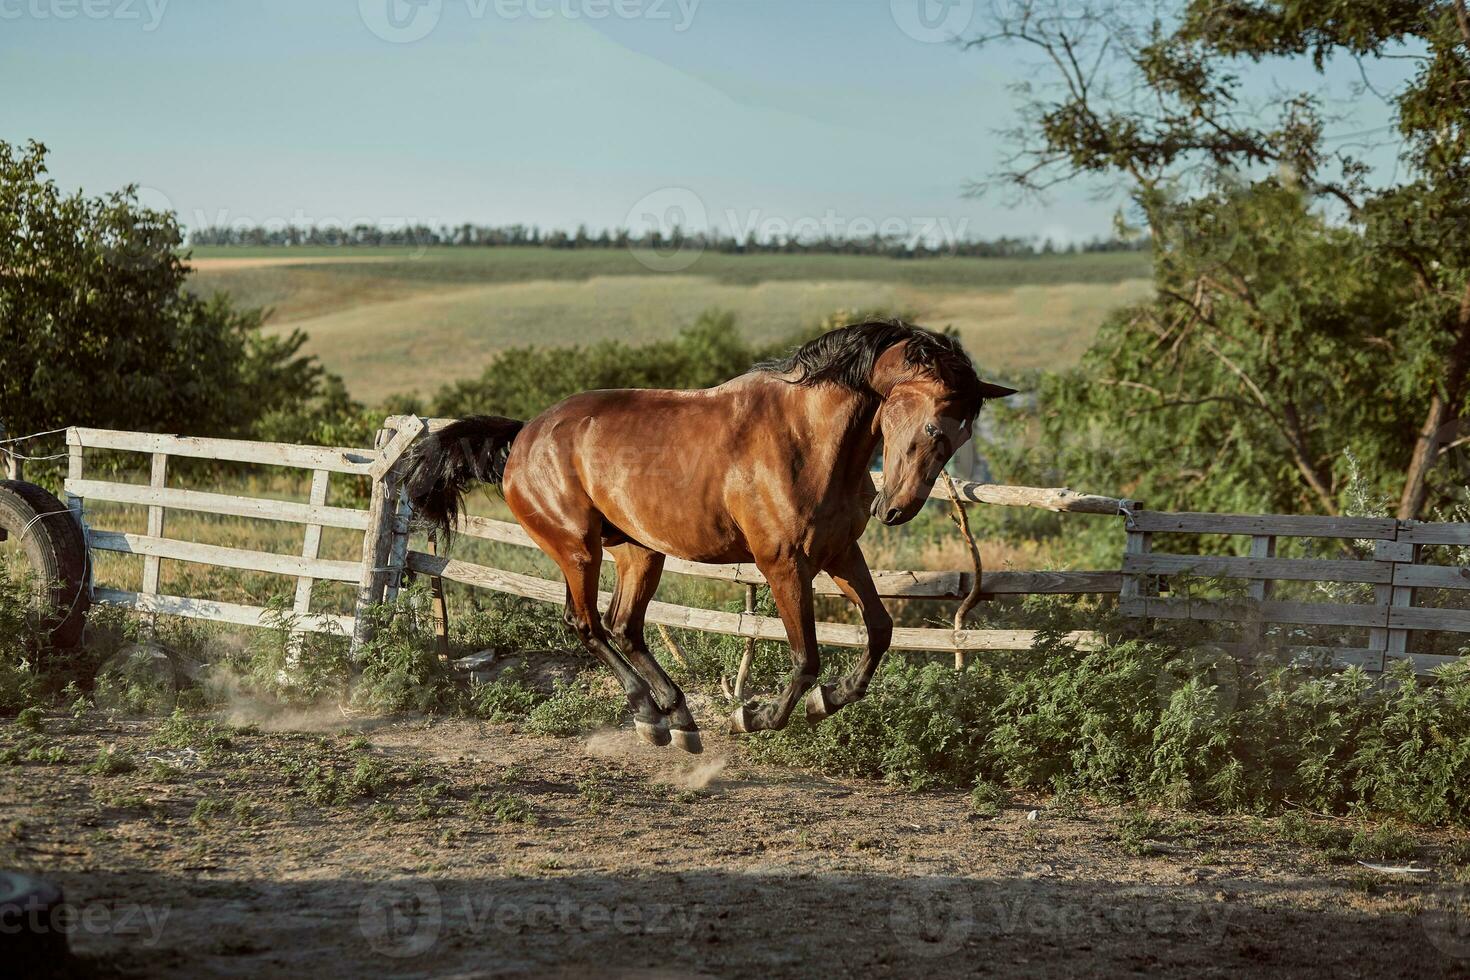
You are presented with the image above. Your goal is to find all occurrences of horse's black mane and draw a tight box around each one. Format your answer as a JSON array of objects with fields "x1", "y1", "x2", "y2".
[{"x1": 753, "y1": 319, "x2": 987, "y2": 417}]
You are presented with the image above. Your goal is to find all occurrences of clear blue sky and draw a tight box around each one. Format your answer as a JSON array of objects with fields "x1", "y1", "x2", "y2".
[{"x1": 1, "y1": 0, "x2": 1407, "y2": 244}]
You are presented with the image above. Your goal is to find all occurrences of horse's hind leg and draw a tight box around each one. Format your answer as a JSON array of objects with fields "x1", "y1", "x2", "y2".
[
  {"x1": 605, "y1": 544, "x2": 701, "y2": 754},
  {"x1": 528, "y1": 525, "x2": 670, "y2": 746}
]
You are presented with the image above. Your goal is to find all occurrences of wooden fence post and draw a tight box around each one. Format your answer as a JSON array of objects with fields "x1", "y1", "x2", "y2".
[
  {"x1": 141, "y1": 453, "x2": 169, "y2": 598},
  {"x1": 1244, "y1": 534, "x2": 1276, "y2": 653},
  {"x1": 0, "y1": 421, "x2": 19, "y2": 482},
  {"x1": 350, "y1": 417, "x2": 426, "y2": 659},
  {"x1": 64, "y1": 433, "x2": 91, "y2": 597},
  {"x1": 1374, "y1": 533, "x2": 1418, "y2": 671},
  {"x1": 285, "y1": 469, "x2": 331, "y2": 669}
]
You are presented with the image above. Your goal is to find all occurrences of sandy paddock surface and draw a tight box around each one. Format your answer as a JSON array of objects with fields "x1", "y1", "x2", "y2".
[{"x1": 3, "y1": 711, "x2": 1470, "y2": 979}]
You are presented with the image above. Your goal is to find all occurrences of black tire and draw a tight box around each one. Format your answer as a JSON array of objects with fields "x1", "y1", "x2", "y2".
[
  {"x1": 0, "y1": 481, "x2": 90, "y2": 649},
  {"x1": 0, "y1": 870, "x2": 68, "y2": 974}
]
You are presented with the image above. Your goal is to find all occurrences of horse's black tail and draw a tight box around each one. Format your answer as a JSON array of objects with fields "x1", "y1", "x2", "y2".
[{"x1": 403, "y1": 415, "x2": 524, "y2": 542}]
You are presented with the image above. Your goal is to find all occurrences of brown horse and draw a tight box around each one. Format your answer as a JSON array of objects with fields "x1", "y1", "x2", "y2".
[{"x1": 404, "y1": 320, "x2": 1015, "y2": 754}]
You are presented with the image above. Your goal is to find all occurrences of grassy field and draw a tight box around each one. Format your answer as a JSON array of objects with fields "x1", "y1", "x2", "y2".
[{"x1": 185, "y1": 247, "x2": 1153, "y2": 403}]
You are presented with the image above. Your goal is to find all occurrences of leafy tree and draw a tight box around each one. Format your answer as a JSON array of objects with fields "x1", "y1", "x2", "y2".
[
  {"x1": 0, "y1": 140, "x2": 338, "y2": 446},
  {"x1": 971, "y1": 1, "x2": 1470, "y2": 518}
]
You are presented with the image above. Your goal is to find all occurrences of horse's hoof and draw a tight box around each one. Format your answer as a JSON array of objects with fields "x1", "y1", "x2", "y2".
[
  {"x1": 634, "y1": 717, "x2": 671, "y2": 747},
  {"x1": 806, "y1": 685, "x2": 835, "y2": 724},
  {"x1": 727, "y1": 704, "x2": 754, "y2": 735},
  {"x1": 670, "y1": 728, "x2": 704, "y2": 754}
]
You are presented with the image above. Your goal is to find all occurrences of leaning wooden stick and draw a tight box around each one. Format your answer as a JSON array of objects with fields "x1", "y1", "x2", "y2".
[
  {"x1": 943, "y1": 471, "x2": 986, "y2": 671},
  {"x1": 655, "y1": 623, "x2": 690, "y2": 668}
]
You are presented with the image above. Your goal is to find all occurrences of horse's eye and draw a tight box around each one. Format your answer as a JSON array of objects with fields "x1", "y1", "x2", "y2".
[{"x1": 924, "y1": 423, "x2": 940, "y2": 439}]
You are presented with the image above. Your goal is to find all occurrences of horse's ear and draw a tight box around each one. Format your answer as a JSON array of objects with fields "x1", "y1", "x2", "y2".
[{"x1": 979, "y1": 381, "x2": 1019, "y2": 399}]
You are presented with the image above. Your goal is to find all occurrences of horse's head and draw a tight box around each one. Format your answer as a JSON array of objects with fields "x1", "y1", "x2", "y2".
[{"x1": 871, "y1": 340, "x2": 1016, "y2": 526}]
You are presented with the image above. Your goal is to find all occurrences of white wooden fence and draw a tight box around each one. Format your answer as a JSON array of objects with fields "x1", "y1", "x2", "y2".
[{"x1": 57, "y1": 417, "x2": 1125, "y2": 660}]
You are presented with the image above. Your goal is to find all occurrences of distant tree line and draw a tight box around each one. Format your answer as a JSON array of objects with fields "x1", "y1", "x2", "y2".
[{"x1": 187, "y1": 222, "x2": 1148, "y2": 259}]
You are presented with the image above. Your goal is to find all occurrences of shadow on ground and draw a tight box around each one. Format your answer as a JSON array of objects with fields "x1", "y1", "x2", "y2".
[{"x1": 38, "y1": 868, "x2": 1470, "y2": 979}]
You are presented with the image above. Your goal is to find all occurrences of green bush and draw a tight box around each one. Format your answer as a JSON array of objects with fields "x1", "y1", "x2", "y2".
[
  {"x1": 525, "y1": 676, "x2": 624, "y2": 736},
  {"x1": 470, "y1": 665, "x2": 546, "y2": 723},
  {"x1": 747, "y1": 608, "x2": 1470, "y2": 826},
  {"x1": 351, "y1": 588, "x2": 462, "y2": 715}
]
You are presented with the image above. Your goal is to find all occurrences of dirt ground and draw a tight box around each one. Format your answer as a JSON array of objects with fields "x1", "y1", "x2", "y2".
[{"x1": 3, "y1": 706, "x2": 1470, "y2": 980}]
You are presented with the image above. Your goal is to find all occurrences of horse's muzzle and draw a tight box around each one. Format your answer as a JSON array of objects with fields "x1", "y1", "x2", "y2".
[{"x1": 871, "y1": 492, "x2": 908, "y2": 526}]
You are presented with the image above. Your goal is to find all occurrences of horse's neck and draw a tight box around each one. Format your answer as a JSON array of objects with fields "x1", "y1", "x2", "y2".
[{"x1": 791, "y1": 383, "x2": 882, "y2": 487}]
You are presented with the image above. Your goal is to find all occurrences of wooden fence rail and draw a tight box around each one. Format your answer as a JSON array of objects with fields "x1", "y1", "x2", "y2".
[
  {"x1": 62, "y1": 425, "x2": 401, "y2": 641},
  {"x1": 1119, "y1": 509, "x2": 1470, "y2": 674}
]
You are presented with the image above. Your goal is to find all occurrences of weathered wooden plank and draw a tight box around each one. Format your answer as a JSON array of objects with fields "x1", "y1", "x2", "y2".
[
  {"x1": 1385, "y1": 543, "x2": 1420, "y2": 660},
  {"x1": 1399, "y1": 522, "x2": 1470, "y2": 546},
  {"x1": 1368, "y1": 582, "x2": 1392, "y2": 665},
  {"x1": 873, "y1": 471, "x2": 1132, "y2": 515},
  {"x1": 1289, "y1": 646, "x2": 1392, "y2": 672},
  {"x1": 94, "y1": 588, "x2": 351, "y2": 635},
  {"x1": 1385, "y1": 651, "x2": 1466, "y2": 673},
  {"x1": 292, "y1": 470, "x2": 330, "y2": 617},
  {"x1": 352, "y1": 428, "x2": 405, "y2": 655},
  {"x1": 64, "y1": 479, "x2": 371, "y2": 530},
  {"x1": 65, "y1": 445, "x2": 85, "y2": 524},
  {"x1": 406, "y1": 552, "x2": 1099, "y2": 652},
  {"x1": 1119, "y1": 529, "x2": 1152, "y2": 604},
  {"x1": 1242, "y1": 535, "x2": 1276, "y2": 648},
  {"x1": 1388, "y1": 605, "x2": 1470, "y2": 633},
  {"x1": 1121, "y1": 552, "x2": 1391, "y2": 584},
  {"x1": 88, "y1": 531, "x2": 360, "y2": 582},
  {"x1": 1127, "y1": 511, "x2": 1399, "y2": 540},
  {"x1": 1218, "y1": 642, "x2": 1389, "y2": 672},
  {"x1": 453, "y1": 515, "x2": 1117, "y2": 596},
  {"x1": 1393, "y1": 563, "x2": 1470, "y2": 590},
  {"x1": 1374, "y1": 539, "x2": 1416, "y2": 563},
  {"x1": 141, "y1": 453, "x2": 168, "y2": 596},
  {"x1": 1120, "y1": 597, "x2": 1388, "y2": 628},
  {"x1": 68, "y1": 427, "x2": 375, "y2": 475},
  {"x1": 370, "y1": 415, "x2": 426, "y2": 481}
]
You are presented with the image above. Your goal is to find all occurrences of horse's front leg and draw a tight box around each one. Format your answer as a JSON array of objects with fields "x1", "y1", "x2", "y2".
[
  {"x1": 807, "y1": 542, "x2": 892, "y2": 723},
  {"x1": 728, "y1": 556, "x2": 819, "y2": 734}
]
